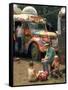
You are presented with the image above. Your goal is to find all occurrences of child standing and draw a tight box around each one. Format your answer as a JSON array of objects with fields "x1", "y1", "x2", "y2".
[{"x1": 51, "y1": 55, "x2": 62, "y2": 78}]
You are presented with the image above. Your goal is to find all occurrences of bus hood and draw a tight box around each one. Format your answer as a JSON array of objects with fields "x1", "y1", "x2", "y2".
[{"x1": 32, "y1": 30, "x2": 57, "y2": 37}]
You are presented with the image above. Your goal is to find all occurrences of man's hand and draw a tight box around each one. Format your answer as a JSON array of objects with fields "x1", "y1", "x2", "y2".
[
  {"x1": 41, "y1": 57, "x2": 48, "y2": 62},
  {"x1": 45, "y1": 56, "x2": 48, "y2": 60}
]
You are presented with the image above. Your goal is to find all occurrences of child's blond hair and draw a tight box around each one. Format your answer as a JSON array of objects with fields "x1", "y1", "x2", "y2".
[{"x1": 29, "y1": 61, "x2": 34, "y2": 68}]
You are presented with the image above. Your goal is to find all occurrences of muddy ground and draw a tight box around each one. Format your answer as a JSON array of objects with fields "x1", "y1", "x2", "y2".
[{"x1": 13, "y1": 57, "x2": 66, "y2": 86}]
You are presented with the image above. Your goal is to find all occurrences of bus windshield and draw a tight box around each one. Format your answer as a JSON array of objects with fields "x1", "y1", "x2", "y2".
[{"x1": 28, "y1": 22, "x2": 45, "y2": 30}]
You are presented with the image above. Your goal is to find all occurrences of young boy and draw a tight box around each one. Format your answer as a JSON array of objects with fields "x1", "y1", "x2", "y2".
[{"x1": 51, "y1": 55, "x2": 62, "y2": 78}]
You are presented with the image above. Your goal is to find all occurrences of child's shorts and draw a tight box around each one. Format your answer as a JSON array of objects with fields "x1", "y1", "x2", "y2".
[{"x1": 37, "y1": 71, "x2": 49, "y2": 81}]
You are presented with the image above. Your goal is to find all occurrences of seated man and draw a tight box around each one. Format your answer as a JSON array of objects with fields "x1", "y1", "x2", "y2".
[{"x1": 41, "y1": 42, "x2": 56, "y2": 73}]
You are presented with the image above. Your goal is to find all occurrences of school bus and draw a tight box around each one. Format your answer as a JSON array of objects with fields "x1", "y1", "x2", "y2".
[{"x1": 13, "y1": 6, "x2": 58, "y2": 60}]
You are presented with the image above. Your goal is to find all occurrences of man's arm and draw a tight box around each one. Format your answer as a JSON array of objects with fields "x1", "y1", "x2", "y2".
[{"x1": 47, "y1": 48, "x2": 56, "y2": 63}]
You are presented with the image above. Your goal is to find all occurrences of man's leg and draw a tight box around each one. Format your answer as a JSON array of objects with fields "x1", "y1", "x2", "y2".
[
  {"x1": 42, "y1": 61, "x2": 49, "y2": 71},
  {"x1": 17, "y1": 37, "x2": 19, "y2": 51},
  {"x1": 18, "y1": 37, "x2": 22, "y2": 51}
]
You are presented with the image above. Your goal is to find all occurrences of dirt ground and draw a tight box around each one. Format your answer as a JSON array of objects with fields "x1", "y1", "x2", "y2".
[{"x1": 13, "y1": 57, "x2": 66, "y2": 86}]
